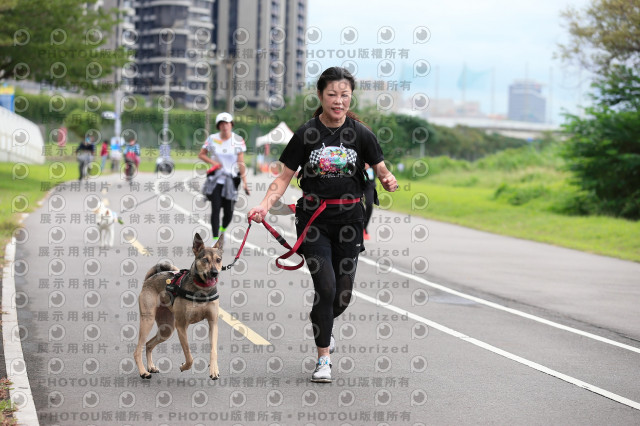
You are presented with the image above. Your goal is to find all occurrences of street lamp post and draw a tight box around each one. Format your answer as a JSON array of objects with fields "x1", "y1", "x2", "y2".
[
  {"x1": 205, "y1": 56, "x2": 234, "y2": 136},
  {"x1": 205, "y1": 51, "x2": 218, "y2": 136},
  {"x1": 113, "y1": 0, "x2": 124, "y2": 146},
  {"x1": 225, "y1": 57, "x2": 233, "y2": 114},
  {"x1": 162, "y1": 37, "x2": 172, "y2": 141}
]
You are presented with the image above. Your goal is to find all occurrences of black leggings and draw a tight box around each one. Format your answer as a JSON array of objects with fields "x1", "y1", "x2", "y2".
[
  {"x1": 297, "y1": 220, "x2": 363, "y2": 348},
  {"x1": 207, "y1": 185, "x2": 235, "y2": 238}
]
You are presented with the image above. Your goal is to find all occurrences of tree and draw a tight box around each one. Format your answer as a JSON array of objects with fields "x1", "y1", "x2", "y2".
[
  {"x1": 557, "y1": 0, "x2": 640, "y2": 219},
  {"x1": 556, "y1": 0, "x2": 640, "y2": 74},
  {"x1": 64, "y1": 108, "x2": 102, "y2": 141},
  {"x1": 0, "y1": 0, "x2": 17, "y2": 12},
  {"x1": 561, "y1": 66, "x2": 640, "y2": 219},
  {"x1": 0, "y1": 0, "x2": 128, "y2": 92}
]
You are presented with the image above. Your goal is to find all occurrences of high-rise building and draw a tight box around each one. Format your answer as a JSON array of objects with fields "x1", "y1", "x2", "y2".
[
  {"x1": 133, "y1": 0, "x2": 216, "y2": 109},
  {"x1": 98, "y1": 0, "x2": 137, "y2": 51},
  {"x1": 507, "y1": 80, "x2": 546, "y2": 123},
  {"x1": 97, "y1": 0, "x2": 136, "y2": 91},
  {"x1": 213, "y1": 0, "x2": 307, "y2": 110},
  {"x1": 129, "y1": 0, "x2": 306, "y2": 110}
]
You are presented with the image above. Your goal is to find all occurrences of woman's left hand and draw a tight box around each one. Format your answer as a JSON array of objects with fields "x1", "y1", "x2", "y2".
[
  {"x1": 380, "y1": 173, "x2": 399, "y2": 192},
  {"x1": 248, "y1": 206, "x2": 267, "y2": 223}
]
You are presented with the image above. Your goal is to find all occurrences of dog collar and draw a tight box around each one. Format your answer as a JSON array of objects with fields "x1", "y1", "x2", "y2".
[
  {"x1": 193, "y1": 274, "x2": 218, "y2": 288},
  {"x1": 166, "y1": 270, "x2": 219, "y2": 303}
]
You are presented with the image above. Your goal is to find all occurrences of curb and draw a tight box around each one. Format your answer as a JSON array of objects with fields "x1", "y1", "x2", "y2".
[{"x1": 2, "y1": 237, "x2": 39, "y2": 425}]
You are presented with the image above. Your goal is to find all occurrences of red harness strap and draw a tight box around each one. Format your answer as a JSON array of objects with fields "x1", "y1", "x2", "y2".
[{"x1": 239, "y1": 197, "x2": 361, "y2": 271}]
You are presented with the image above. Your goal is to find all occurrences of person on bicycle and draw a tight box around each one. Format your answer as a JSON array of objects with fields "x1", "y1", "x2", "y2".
[
  {"x1": 123, "y1": 137, "x2": 141, "y2": 169},
  {"x1": 76, "y1": 136, "x2": 95, "y2": 181}
]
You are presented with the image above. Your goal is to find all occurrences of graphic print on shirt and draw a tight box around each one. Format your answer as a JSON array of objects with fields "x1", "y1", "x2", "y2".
[
  {"x1": 309, "y1": 143, "x2": 357, "y2": 178},
  {"x1": 208, "y1": 135, "x2": 246, "y2": 155}
]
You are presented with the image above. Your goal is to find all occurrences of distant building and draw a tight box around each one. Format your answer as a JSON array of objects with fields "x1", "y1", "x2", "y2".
[
  {"x1": 98, "y1": 0, "x2": 136, "y2": 52},
  {"x1": 133, "y1": 0, "x2": 216, "y2": 109},
  {"x1": 130, "y1": 0, "x2": 306, "y2": 110},
  {"x1": 355, "y1": 80, "x2": 403, "y2": 113},
  {"x1": 508, "y1": 80, "x2": 546, "y2": 123},
  {"x1": 427, "y1": 99, "x2": 484, "y2": 118},
  {"x1": 213, "y1": 0, "x2": 307, "y2": 109},
  {"x1": 97, "y1": 0, "x2": 136, "y2": 91}
]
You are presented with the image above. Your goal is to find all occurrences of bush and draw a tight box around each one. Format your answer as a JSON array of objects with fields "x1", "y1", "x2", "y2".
[
  {"x1": 476, "y1": 143, "x2": 561, "y2": 172},
  {"x1": 561, "y1": 66, "x2": 640, "y2": 220},
  {"x1": 63, "y1": 109, "x2": 101, "y2": 140},
  {"x1": 493, "y1": 183, "x2": 548, "y2": 206}
]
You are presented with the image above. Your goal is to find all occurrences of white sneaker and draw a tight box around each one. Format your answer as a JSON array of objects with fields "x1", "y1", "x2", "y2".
[
  {"x1": 329, "y1": 333, "x2": 335, "y2": 354},
  {"x1": 310, "y1": 356, "x2": 332, "y2": 383}
]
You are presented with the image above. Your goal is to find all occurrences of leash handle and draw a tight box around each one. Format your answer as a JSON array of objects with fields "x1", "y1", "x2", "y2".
[
  {"x1": 248, "y1": 211, "x2": 304, "y2": 270},
  {"x1": 228, "y1": 198, "x2": 359, "y2": 271},
  {"x1": 272, "y1": 202, "x2": 329, "y2": 271},
  {"x1": 260, "y1": 220, "x2": 305, "y2": 270},
  {"x1": 226, "y1": 211, "x2": 305, "y2": 271},
  {"x1": 272, "y1": 198, "x2": 360, "y2": 270}
]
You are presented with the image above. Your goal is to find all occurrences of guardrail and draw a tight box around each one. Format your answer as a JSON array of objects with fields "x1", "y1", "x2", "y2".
[{"x1": 0, "y1": 107, "x2": 45, "y2": 164}]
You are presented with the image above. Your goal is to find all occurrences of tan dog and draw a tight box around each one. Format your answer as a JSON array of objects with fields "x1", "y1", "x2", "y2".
[{"x1": 134, "y1": 233, "x2": 223, "y2": 380}]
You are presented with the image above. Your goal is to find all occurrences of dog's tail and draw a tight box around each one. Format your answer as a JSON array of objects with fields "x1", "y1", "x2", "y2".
[{"x1": 144, "y1": 260, "x2": 178, "y2": 281}]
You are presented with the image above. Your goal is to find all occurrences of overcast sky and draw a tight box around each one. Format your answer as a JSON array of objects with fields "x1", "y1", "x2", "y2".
[{"x1": 306, "y1": 0, "x2": 593, "y2": 124}]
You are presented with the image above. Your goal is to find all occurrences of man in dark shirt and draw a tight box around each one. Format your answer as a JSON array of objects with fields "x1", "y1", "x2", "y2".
[{"x1": 76, "y1": 137, "x2": 95, "y2": 180}]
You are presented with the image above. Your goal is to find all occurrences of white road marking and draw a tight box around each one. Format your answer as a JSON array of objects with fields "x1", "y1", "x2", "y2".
[
  {"x1": 182, "y1": 176, "x2": 640, "y2": 354},
  {"x1": 180, "y1": 175, "x2": 640, "y2": 409},
  {"x1": 355, "y1": 290, "x2": 640, "y2": 411},
  {"x1": 356, "y1": 256, "x2": 640, "y2": 355}
]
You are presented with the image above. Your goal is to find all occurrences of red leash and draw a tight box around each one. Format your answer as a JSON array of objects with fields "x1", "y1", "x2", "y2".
[{"x1": 223, "y1": 198, "x2": 361, "y2": 271}]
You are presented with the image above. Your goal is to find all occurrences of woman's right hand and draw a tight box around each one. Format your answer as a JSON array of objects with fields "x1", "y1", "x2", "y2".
[{"x1": 247, "y1": 206, "x2": 267, "y2": 223}]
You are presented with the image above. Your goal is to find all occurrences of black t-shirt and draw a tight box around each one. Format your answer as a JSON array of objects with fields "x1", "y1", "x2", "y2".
[
  {"x1": 77, "y1": 141, "x2": 95, "y2": 154},
  {"x1": 279, "y1": 116, "x2": 384, "y2": 223}
]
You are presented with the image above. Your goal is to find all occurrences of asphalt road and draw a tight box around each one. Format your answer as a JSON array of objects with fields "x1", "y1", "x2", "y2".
[{"x1": 9, "y1": 169, "x2": 640, "y2": 425}]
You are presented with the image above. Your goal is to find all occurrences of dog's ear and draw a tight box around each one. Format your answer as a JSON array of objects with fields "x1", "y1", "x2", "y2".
[
  {"x1": 213, "y1": 234, "x2": 224, "y2": 250},
  {"x1": 193, "y1": 233, "x2": 205, "y2": 255}
]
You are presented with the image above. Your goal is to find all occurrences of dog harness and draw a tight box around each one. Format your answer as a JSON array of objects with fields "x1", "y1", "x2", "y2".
[
  {"x1": 227, "y1": 196, "x2": 361, "y2": 271},
  {"x1": 165, "y1": 269, "x2": 219, "y2": 303}
]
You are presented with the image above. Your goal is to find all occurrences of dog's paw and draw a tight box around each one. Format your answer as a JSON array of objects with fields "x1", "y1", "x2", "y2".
[
  {"x1": 148, "y1": 367, "x2": 159, "y2": 374},
  {"x1": 179, "y1": 362, "x2": 192, "y2": 372},
  {"x1": 140, "y1": 373, "x2": 152, "y2": 379},
  {"x1": 209, "y1": 372, "x2": 219, "y2": 380}
]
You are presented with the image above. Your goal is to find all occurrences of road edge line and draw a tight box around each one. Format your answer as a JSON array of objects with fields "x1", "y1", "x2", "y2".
[
  {"x1": 2, "y1": 236, "x2": 39, "y2": 425},
  {"x1": 354, "y1": 290, "x2": 640, "y2": 412},
  {"x1": 357, "y1": 256, "x2": 640, "y2": 354}
]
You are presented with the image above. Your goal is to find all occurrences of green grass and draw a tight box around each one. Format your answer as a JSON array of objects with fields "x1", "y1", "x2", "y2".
[
  {"x1": 0, "y1": 149, "x2": 239, "y2": 260},
  {"x1": 1, "y1": 143, "x2": 639, "y2": 264},
  {"x1": 0, "y1": 378, "x2": 16, "y2": 425},
  {"x1": 0, "y1": 162, "x2": 74, "y2": 260},
  {"x1": 388, "y1": 161, "x2": 640, "y2": 262},
  {"x1": 0, "y1": 157, "x2": 188, "y2": 260}
]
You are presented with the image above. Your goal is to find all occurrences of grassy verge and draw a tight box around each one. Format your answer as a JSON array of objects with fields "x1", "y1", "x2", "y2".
[
  {"x1": 2, "y1": 149, "x2": 639, "y2": 266},
  {"x1": 0, "y1": 162, "x2": 74, "y2": 262},
  {"x1": 0, "y1": 378, "x2": 16, "y2": 425},
  {"x1": 0, "y1": 149, "x2": 255, "y2": 262},
  {"x1": 0, "y1": 157, "x2": 195, "y2": 254},
  {"x1": 388, "y1": 167, "x2": 640, "y2": 262}
]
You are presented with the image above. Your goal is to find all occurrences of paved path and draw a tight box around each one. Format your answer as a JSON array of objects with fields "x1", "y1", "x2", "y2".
[{"x1": 5, "y1": 169, "x2": 640, "y2": 425}]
